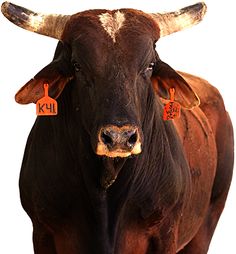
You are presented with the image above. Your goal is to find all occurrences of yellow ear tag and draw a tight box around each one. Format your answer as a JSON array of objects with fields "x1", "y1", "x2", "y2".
[
  {"x1": 36, "y1": 83, "x2": 58, "y2": 116},
  {"x1": 163, "y1": 88, "x2": 181, "y2": 121}
]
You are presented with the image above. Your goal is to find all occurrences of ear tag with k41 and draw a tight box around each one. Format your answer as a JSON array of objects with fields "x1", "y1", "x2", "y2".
[
  {"x1": 36, "y1": 83, "x2": 58, "y2": 116},
  {"x1": 163, "y1": 88, "x2": 181, "y2": 121}
]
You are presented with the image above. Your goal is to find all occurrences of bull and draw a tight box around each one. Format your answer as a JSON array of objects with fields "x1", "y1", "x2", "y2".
[{"x1": 1, "y1": 1, "x2": 234, "y2": 254}]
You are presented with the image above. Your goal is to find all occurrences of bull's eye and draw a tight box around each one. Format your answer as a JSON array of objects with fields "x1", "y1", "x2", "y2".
[
  {"x1": 146, "y1": 62, "x2": 155, "y2": 72},
  {"x1": 73, "y1": 62, "x2": 81, "y2": 72},
  {"x1": 142, "y1": 62, "x2": 155, "y2": 78}
]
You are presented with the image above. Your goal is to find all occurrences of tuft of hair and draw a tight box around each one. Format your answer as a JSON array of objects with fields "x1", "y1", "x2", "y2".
[{"x1": 99, "y1": 11, "x2": 125, "y2": 43}]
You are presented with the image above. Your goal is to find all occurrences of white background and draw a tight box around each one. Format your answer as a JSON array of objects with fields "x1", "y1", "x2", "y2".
[{"x1": 0, "y1": 0, "x2": 235, "y2": 253}]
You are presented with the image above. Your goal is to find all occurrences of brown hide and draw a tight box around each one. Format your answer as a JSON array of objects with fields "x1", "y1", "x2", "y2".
[
  {"x1": 2, "y1": 2, "x2": 234, "y2": 253},
  {"x1": 172, "y1": 72, "x2": 233, "y2": 250}
]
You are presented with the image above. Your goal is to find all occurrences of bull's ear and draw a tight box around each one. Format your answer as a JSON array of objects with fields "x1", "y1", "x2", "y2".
[
  {"x1": 15, "y1": 42, "x2": 73, "y2": 104},
  {"x1": 151, "y1": 60, "x2": 200, "y2": 109}
]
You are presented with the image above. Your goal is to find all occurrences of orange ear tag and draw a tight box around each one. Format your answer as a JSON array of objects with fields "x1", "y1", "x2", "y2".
[
  {"x1": 163, "y1": 88, "x2": 181, "y2": 121},
  {"x1": 36, "y1": 84, "x2": 58, "y2": 116}
]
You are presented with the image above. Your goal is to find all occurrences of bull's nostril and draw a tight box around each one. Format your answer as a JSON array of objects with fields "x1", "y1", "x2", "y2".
[
  {"x1": 127, "y1": 132, "x2": 138, "y2": 147},
  {"x1": 101, "y1": 132, "x2": 113, "y2": 146},
  {"x1": 98, "y1": 127, "x2": 140, "y2": 154}
]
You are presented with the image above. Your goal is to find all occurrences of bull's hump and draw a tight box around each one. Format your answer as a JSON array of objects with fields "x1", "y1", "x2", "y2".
[{"x1": 98, "y1": 11, "x2": 125, "y2": 43}]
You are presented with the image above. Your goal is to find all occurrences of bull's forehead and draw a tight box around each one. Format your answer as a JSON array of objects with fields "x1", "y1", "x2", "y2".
[
  {"x1": 98, "y1": 11, "x2": 125, "y2": 43},
  {"x1": 65, "y1": 9, "x2": 159, "y2": 43}
]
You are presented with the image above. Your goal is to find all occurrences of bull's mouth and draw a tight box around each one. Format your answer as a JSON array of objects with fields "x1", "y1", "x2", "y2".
[
  {"x1": 96, "y1": 144, "x2": 142, "y2": 158},
  {"x1": 100, "y1": 156, "x2": 127, "y2": 189}
]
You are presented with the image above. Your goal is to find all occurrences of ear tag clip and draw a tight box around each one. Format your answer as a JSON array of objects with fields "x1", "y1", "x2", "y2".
[
  {"x1": 163, "y1": 88, "x2": 181, "y2": 121},
  {"x1": 36, "y1": 83, "x2": 58, "y2": 116}
]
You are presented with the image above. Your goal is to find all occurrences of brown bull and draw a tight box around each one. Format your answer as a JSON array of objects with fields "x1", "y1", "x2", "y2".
[{"x1": 1, "y1": 1, "x2": 234, "y2": 253}]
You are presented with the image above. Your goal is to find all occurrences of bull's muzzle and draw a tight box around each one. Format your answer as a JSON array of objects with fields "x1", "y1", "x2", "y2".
[{"x1": 96, "y1": 125, "x2": 142, "y2": 158}]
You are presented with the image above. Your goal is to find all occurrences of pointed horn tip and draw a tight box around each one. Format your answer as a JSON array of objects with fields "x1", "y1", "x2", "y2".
[
  {"x1": 1, "y1": 2, "x2": 22, "y2": 20},
  {"x1": 197, "y1": 2, "x2": 207, "y2": 11},
  {"x1": 185, "y1": 2, "x2": 207, "y2": 19},
  {"x1": 200, "y1": 2, "x2": 207, "y2": 17},
  {"x1": 1, "y1": 1, "x2": 10, "y2": 15},
  {"x1": 192, "y1": 2, "x2": 208, "y2": 19}
]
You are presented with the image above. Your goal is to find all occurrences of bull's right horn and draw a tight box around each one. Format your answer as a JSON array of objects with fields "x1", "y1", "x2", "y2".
[
  {"x1": 150, "y1": 2, "x2": 207, "y2": 37},
  {"x1": 1, "y1": 1, "x2": 70, "y2": 40}
]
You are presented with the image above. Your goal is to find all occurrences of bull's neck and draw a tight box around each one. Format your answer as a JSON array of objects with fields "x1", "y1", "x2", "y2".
[{"x1": 52, "y1": 84, "x2": 189, "y2": 252}]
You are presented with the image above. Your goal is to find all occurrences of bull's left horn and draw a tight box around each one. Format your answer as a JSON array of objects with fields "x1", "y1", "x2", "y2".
[
  {"x1": 149, "y1": 2, "x2": 207, "y2": 37},
  {"x1": 1, "y1": 2, "x2": 70, "y2": 40}
]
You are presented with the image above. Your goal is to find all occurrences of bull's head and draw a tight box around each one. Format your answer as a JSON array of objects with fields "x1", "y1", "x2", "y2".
[{"x1": 2, "y1": 2, "x2": 203, "y2": 161}]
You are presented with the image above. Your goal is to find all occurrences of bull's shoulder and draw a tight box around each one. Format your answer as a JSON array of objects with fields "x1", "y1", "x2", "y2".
[{"x1": 176, "y1": 71, "x2": 231, "y2": 147}]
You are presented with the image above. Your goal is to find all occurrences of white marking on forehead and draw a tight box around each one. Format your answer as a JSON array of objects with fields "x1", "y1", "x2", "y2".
[{"x1": 99, "y1": 11, "x2": 125, "y2": 43}]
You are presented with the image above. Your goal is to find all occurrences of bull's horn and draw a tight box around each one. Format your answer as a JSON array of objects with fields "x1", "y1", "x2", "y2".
[
  {"x1": 150, "y1": 2, "x2": 207, "y2": 37},
  {"x1": 1, "y1": 2, "x2": 70, "y2": 40}
]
